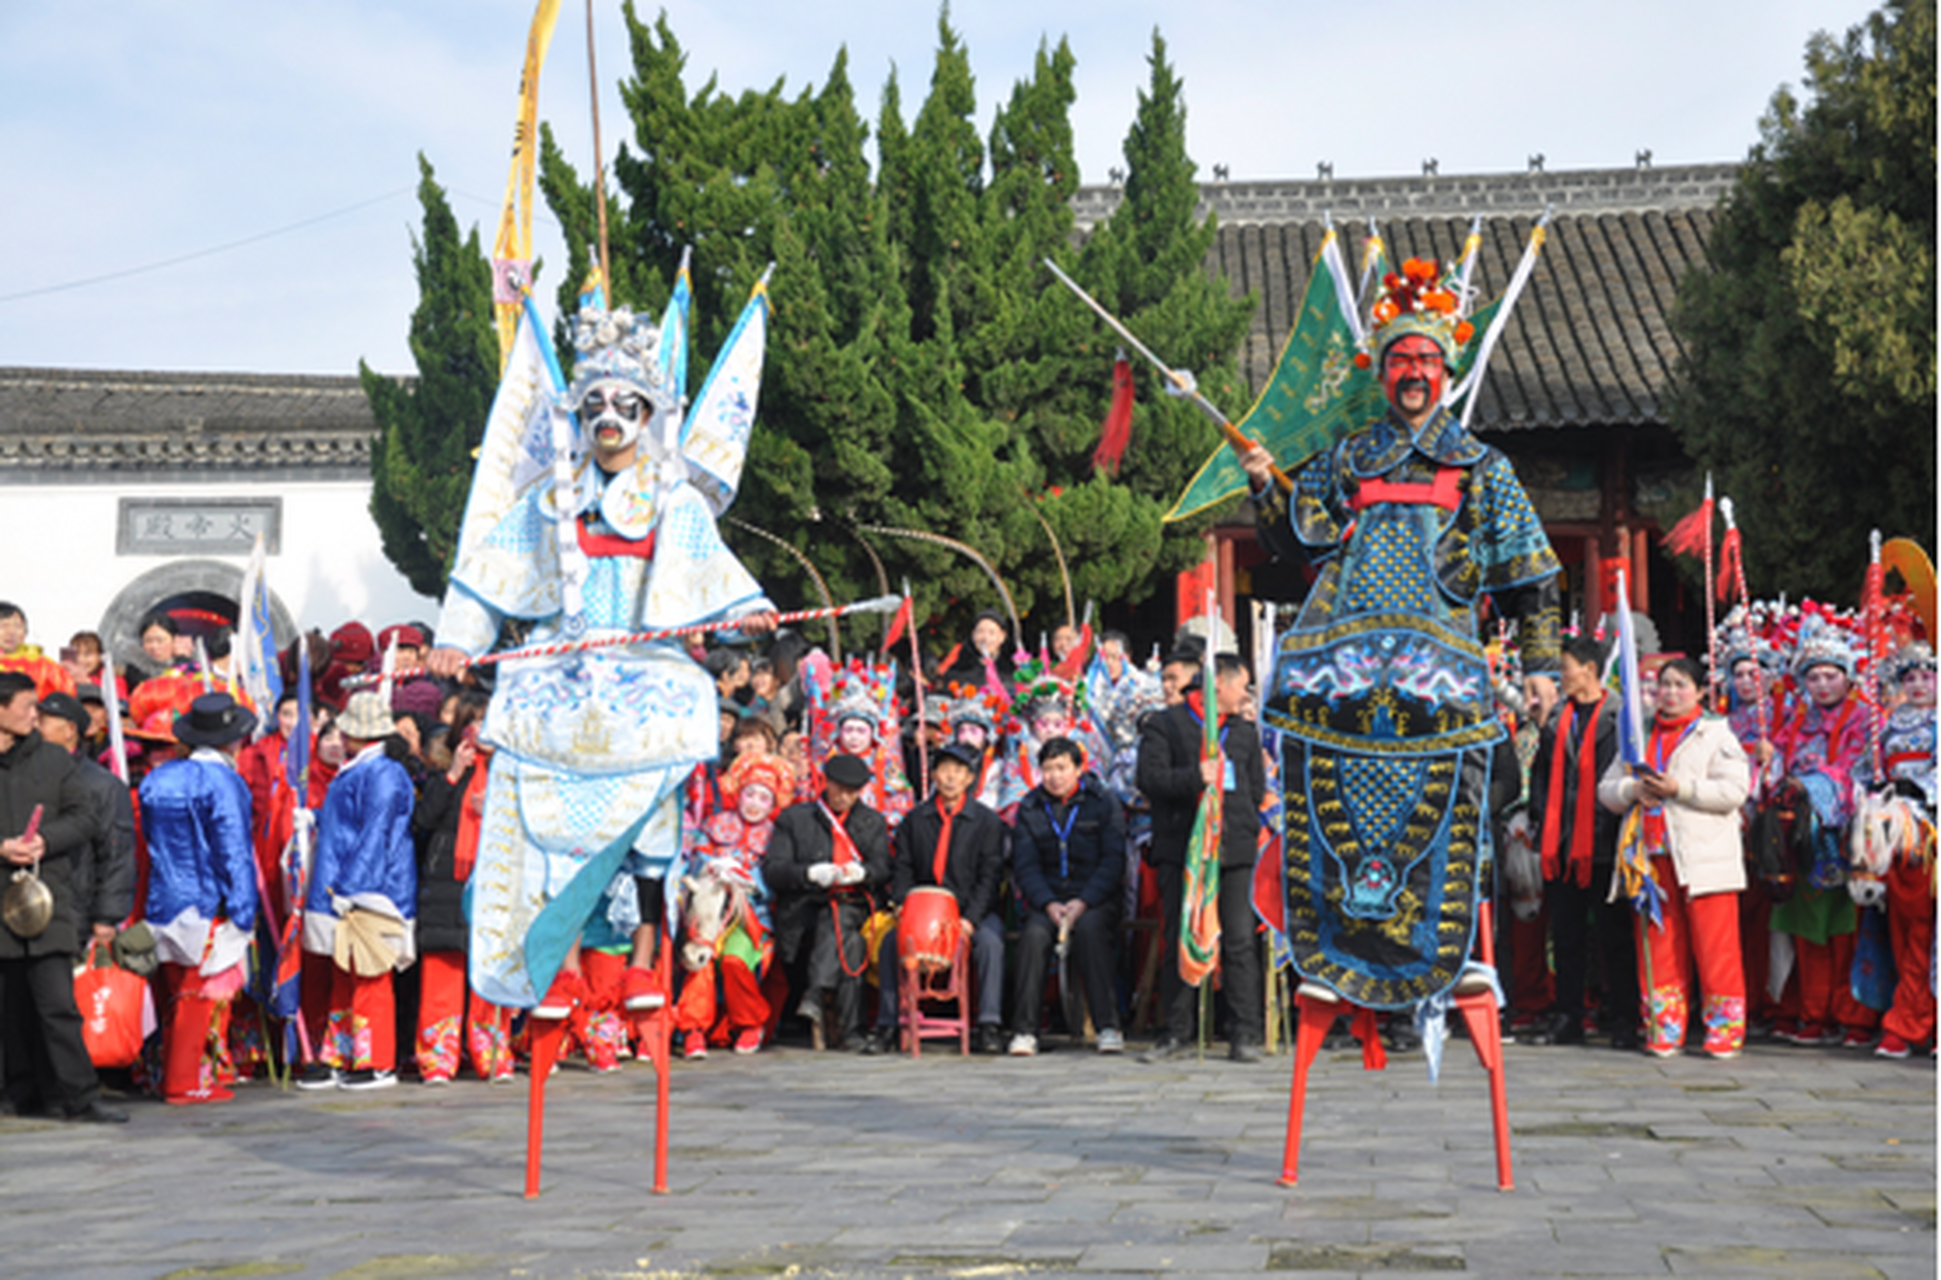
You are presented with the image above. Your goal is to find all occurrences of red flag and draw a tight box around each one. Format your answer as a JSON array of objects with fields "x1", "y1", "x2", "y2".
[
  {"x1": 883, "y1": 595, "x2": 914, "y2": 652},
  {"x1": 1661, "y1": 494, "x2": 1714, "y2": 560},
  {"x1": 1091, "y1": 353, "x2": 1135, "y2": 476},
  {"x1": 1716, "y1": 524, "x2": 1743, "y2": 604}
]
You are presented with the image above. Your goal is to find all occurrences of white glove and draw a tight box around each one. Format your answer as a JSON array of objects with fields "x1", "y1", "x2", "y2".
[
  {"x1": 1164, "y1": 368, "x2": 1198, "y2": 398},
  {"x1": 807, "y1": 863, "x2": 838, "y2": 888},
  {"x1": 839, "y1": 862, "x2": 867, "y2": 885}
]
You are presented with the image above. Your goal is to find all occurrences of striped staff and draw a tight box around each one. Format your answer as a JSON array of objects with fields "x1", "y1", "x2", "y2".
[{"x1": 341, "y1": 596, "x2": 904, "y2": 691}]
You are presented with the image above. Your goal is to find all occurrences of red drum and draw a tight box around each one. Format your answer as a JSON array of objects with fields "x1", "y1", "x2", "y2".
[{"x1": 899, "y1": 886, "x2": 961, "y2": 973}]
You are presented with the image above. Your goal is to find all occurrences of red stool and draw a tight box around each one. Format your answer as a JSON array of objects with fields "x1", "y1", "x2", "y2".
[
  {"x1": 898, "y1": 932, "x2": 972, "y2": 1058},
  {"x1": 1279, "y1": 900, "x2": 1513, "y2": 1191}
]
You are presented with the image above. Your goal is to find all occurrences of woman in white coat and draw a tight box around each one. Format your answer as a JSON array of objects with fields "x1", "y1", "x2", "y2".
[{"x1": 1600, "y1": 657, "x2": 1752, "y2": 1059}]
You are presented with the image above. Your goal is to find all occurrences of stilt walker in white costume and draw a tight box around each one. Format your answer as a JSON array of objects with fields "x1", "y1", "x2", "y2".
[{"x1": 426, "y1": 260, "x2": 777, "y2": 1193}]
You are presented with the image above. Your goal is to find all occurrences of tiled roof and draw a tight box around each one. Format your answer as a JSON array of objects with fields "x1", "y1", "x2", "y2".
[
  {"x1": 0, "y1": 368, "x2": 377, "y2": 479},
  {"x1": 1078, "y1": 163, "x2": 1731, "y2": 431}
]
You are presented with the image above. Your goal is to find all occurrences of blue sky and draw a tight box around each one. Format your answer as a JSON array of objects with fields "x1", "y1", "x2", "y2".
[{"x1": 1, "y1": 0, "x2": 1883, "y2": 375}]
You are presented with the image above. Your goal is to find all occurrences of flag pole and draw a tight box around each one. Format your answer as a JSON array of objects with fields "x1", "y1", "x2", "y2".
[
  {"x1": 585, "y1": 0, "x2": 612, "y2": 295},
  {"x1": 1043, "y1": 258, "x2": 1293, "y2": 495}
]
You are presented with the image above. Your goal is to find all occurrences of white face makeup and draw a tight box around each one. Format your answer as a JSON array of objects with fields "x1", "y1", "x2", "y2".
[
  {"x1": 1803, "y1": 664, "x2": 1850, "y2": 708},
  {"x1": 738, "y1": 783, "x2": 776, "y2": 824},
  {"x1": 837, "y1": 717, "x2": 875, "y2": 756},
  {"x1": 578, "y1": 379, "x2": 649, "y2": 453}
]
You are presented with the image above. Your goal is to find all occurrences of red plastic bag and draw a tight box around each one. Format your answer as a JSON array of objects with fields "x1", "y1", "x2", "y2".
[{"x1": 74, "y1": 943, "x2": 155, "y2": 1069}]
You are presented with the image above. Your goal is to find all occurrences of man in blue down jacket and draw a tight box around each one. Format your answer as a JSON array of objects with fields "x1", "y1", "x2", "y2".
[{"x1": 1008, "y1": 736, "x2": 1127, "y2": 1056}]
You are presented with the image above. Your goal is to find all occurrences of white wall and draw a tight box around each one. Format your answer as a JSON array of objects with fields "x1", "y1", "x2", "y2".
[{"x1": 0, "y1": 478, "x2": 437, "y2": 649}]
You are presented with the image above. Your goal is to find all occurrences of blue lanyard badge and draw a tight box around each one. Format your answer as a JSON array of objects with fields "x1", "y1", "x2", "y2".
[{"x1": 1043, "y1": 798, "x2": 1079, "y2": 879}]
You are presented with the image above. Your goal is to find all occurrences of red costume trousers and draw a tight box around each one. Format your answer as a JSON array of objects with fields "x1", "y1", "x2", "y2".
[
  {"x1": 1635, "y1": 862, "x2": 1744, "y2": 1055},
  {"x1": 159, "y1": 962, "x2": 231, "y2": 1103},
  {"x1": 323, "y1": 965, "x2": 395, "y2": 1072},
  {"x1": 675, "y1": 956, "x2": 769, "y2": 1044},
  {"x1": 1792, "y1": 931, "x2": 1879, "y2": 1035},
  {"x1": 416, "y1": 950, "x2": 514, "y2": 1081},
  {"x1": 1506, "y1": 906, "x2": 1555, "y2": 1015},
  {"x1": 1881, "y1": 859, "x2": 1936, "y2": 1046}
]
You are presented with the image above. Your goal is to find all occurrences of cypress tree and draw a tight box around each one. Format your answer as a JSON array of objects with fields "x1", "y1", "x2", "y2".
[{"x1": 360, "y1": 155, "x2": 498, "y2": 598}]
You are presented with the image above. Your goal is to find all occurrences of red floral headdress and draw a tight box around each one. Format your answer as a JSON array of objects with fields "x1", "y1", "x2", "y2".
[{"x1": 1354, "y1": 256, "x2": 1475, "y2": 369}]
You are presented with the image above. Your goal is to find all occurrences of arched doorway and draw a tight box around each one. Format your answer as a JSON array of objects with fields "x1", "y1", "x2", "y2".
[{"x1": 97, "y1": 559, "x2": 297, "y2": 670}]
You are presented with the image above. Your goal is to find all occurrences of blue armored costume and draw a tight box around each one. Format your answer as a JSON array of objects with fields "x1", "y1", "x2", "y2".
[{"x1": 1257, "y1": 406, "x2": 1560, "y2": 1007}]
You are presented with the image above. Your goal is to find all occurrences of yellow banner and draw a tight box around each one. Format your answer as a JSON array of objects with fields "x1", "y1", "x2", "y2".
[{"x1": 493, "y1": 0, "x2": 562, "y2": 368}]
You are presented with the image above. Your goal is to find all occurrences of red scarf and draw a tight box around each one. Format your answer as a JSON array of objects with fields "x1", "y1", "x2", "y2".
[
  {"x1": 452, "y1": 758, "x2": 491, "y2": 881},
  {"x1": 1540, "y1": 696, "x2": 1602, "y2": 888},
  {"x1": 820, "y1": 800, "x2": 860, "y2": 870},
  {"x1": 1641, "y1": 708, "x2": 1701, "y2": 852},
  {"x1": 932, "y1": 792, "x2": 965, "y2": 887}
]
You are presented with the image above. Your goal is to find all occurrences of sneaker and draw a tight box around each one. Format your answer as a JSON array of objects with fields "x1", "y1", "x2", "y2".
[
  {"x1": 857, "y1": 1029, "x2": 890, "y2": 1056},
  {"x1": 733, "y1": 1028, "x2": 763, "y2": 1055},
  {"x1": 1780, "y1": 1022, "x2": 1826, "y2": 1046},
  {"x1": 974, "y1": 1024, "x2": 1006, "y2": 1055},
  {"x1": 1645, "y1": 1043, "x2": 1680, "y2": 1059},
  {"x1": 489, "y1": 1069, "x2": 516, "y2": 1085},
  {"x1": 66, "y1": 1100, "x2": 131, "y2": 1123},
  {"x1": 533, "y1": 969, "x2": 586, "y2": 1020},
  {"x1": 1096, "y1": 1028, "x2": 1125, "y2": 1054},
  {"x1": 420, "y1": 1073, "x2": 453, "y2": 1087},
  {"x1": 1876, "y1": 1033, "x2": 1912, "y2": 1060},
  {"x1": 1228, "y1": 1039, "x2": 1265, "y2": 1064},
  {"x1": 1139, "y1": 1038, "x2": 1189, "y2": 1064},
  {"x1": 340, "y1": 1069, "x2": 397, "y2": 1091},
  {"x1": 1840, "y1": 1028, "x2": 1877, "y2": 1050},
  {"x1": 1007, "y1": 1033, "x2": 1038, "y2": 1057},
  {"x1": 622, "y1": 965, "x2": 667, "y2": 1012},
  {"x1": 1706, "y1": 1046, "x2": 1742, "y2": 1060},
  {"x1": 295, "y1": 1064, "x2": 342, "y2": 1091},
  {"x1": 682, "y1": 1032, "x2": 709, "y2": 1060}
]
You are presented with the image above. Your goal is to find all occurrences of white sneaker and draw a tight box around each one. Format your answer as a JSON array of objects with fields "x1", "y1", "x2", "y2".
[
  {"x1": 1096, "y1": 1028, "x2": 1125, "y2": 1054},
  {"x1": 295, "y1": 1064, "x2": 342, "y2": 1091},
  {"x1": 1007, "y1": 1033, "x2": 1038, "y2": 1057}
]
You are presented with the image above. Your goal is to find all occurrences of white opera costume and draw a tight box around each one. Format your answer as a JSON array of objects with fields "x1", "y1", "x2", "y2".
[{"x1": 437, "y1": 269, "x2": 773, "y2": 1008}]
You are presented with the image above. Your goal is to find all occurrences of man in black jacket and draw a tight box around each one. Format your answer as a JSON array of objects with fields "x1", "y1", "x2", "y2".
[
  {"x1": 35, "y1": 693, "x2": 135, "y2": 950},
  {"x1": 0, "y1": 671, "x2": 117, "y2": 1122},
  {"x1": 864, "y1": 742, "x2": 1006, "y2": 1053},
  {"x1": 1137, "y1": 652, "x2": 1267, "y2": 1062},
  {"x1": 1529, "y1": 634, "x2": 1636, "y2": 1048},
  {"x1": 764, "y1": 753, "x2": 892, "y2": 1049},
  {"x1": 1009, "y1": 737, "x2": 1126, "y2": 1055}
]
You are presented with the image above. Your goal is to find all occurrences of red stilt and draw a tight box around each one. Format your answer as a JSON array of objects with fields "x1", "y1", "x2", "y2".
[
  {"x1": 1458, "y1": 899, "x2": 1513, "y2": 1191},
  {"x1": 523, "y1": 1017, "x2": 570, "y2": 1199},
  {"x1": 1278, "y1": 993, "x2": 1340, "y2": 1186},
  {"x1": 649, "y1": 942, "x2": 672, "y2": 1195}
]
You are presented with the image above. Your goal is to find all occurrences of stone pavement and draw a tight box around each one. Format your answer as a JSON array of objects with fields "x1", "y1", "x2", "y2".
[{"x1": 1, "y1": 1033, "x2": 1932, "y2": 1280}]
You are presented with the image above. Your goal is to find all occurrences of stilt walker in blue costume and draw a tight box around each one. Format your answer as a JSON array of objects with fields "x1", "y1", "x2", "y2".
[
  {"x1": 1242, "y1": 257, "x2": 1561, "y2": 1014},
  {"x1": 1234, "y1": 237, "x2": 1560, "y2": 1190}
]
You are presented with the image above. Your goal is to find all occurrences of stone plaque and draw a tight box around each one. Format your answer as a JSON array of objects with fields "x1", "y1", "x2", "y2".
[{"x1": 117, "y1": 498, "x2": 282, "y2": 556}]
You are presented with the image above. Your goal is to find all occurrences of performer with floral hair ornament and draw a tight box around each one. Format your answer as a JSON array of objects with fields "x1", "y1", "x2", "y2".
[
  {"x1": 673, "y1": 751, "x2": 788, "y2": 1057},
  {"x1": 1241, "y1": 255, "x2": 1562, "y2": 1016},
  {"x1": 996, "y1": 662, "x2": 1110, "y2": 821},
  {"x1": 425, "y1": 270, "x2": 779, "y2": 1025},
  {"x1": 1767, "y1": 613, "x2": 1877, "y2": 1047},
  {"x1": 806, "y1": 661, "x2": 913, "y2": 829},
  {"x1": 1860, "y1": 640, "x2": 1936, "y2": 1058}
]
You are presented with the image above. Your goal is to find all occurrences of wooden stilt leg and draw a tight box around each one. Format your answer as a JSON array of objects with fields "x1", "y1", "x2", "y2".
[
  {"x1": 1278, "y1": 994, "x2": 1339, "y2": 1187},
  {"x1": 649, "y1": 942, "x2": 673, "y2": 1196},
  {"x1": 523, "y1": 1017, "x2": 570, "y2": 1199},
  {"x1": 1455, "y1": 987, "x2": 1513, "y2": 1191}
]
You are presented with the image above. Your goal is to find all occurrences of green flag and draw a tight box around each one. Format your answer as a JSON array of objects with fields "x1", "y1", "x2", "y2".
[{"x1": 1164, "y1": 233, "x2": 1497, "y2": 523}]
